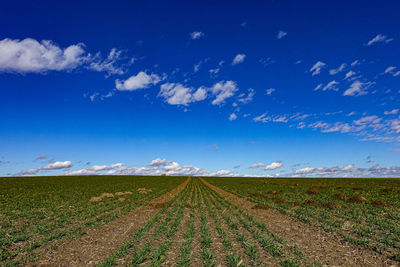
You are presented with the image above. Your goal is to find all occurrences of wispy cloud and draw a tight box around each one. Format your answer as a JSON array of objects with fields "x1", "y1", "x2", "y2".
[
  {"x1": 329, "y1": 63, "x2": 346, "y2": 75},
  {"x1": 310, "y1": 61, "x2": 326, "y2": 76},
  {"x1": 232, "y1": 54, "x2": 246, "y2": 65},
  {"x1": 366, "y1": 34, "x2": 393, "y2": 46},
  {"x1": 343, "y1": 80, "x2": 375, "y2": 96},
  {"x1": 276, "y1": 30, "x2": 287, "y2": 39},
  {"x1": 190, "y1": 31, "x2": 204, "y2": 40}
]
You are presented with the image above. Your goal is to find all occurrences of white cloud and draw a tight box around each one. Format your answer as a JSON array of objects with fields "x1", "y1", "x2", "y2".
[
  {"x1": 276, "y1": 30, "x2": 287, "y2": 39},
  {"x1": 249, "y1": 163, "x2": 265, "y2": 169},
  {"x1": 193, "y1": 87, "x2": 207, "y2": 101},
  {"x1": 159, "y1": 83, "x2": 196, "y2": 105},
  {"x1": 115, "y1": 71, "x2": 161, "y2": 91},
  {"x1": 384, "y1": 109, "x2": 399, "y2": 115},
  {"x1": 210, "y1": 80, "x2": 238, "y2": 105},
  {"x1": 321, "y1": 80, "x2": 339, "y2": 91},
  {"x1": 329, "y1": 63, "x2": 346, "y2": 75},
  {"x1": 17, "y1": 160, "x2": 73, "y2": 176},
  {"x1": 190, "y1": 31, "x2": 204, "y2": 40},
  {"x1": 351, "y1": 60, "x2": 360, "y2": 67},
  {"x1": 310, "y1": 61, "x2": 326, "y2": 76},
  {"x1": 384, "y1": 66, "x2": 396, "y2": 74},
  {"x1": 238, "y1": 88, "x2": 255, "y2": 104},
  {"x1": 344, "y1": 70, "x2": 356, "y2": 80},
  {"x1": 253, "y1": 113, "x2": 288, "y2": 123},
  {"x1": 266, "y1": 88, "x2": 276, "y2": 95},
  {"x1": 41, "y1": 161, "x2": 73, "y2": 170},
  {"x1": 232, "y1": 54, "x2": 246, "y2": 65},
  {"x1": 265, "y1": 161, "x2": 283, "y2": 170},
  {"x1": 87, "y1": 48, "x2": 127, "y2": 76},
  {"x1": 295, "y1": 167, "x2": 315, "y2": 174},
  {"x1": 343, "y1": 80, "x2": 375, "y2": 96},
  {"x1": 148, "y1": 158, "x2": 171, "y2": 166},
  {"x1": 0, "y1": 38, "x2": 86, "y2": 73},
  {"x1": 229, "y1": 113, "x2": 237, "y2": 121},
  {"x1": 314, "y1": 84, "x2": 323, "y2": 91},
  {"x1": 366, "y1": 34, "x2": 393, "y2": 46},
  {"x1": 0, "y1": 38, "x2": 129, "y2": 76}
]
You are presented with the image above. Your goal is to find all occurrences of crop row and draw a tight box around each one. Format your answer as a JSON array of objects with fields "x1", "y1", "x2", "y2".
[{"x1": 204, "y1": 177, "x2": 400, "y2": 261}]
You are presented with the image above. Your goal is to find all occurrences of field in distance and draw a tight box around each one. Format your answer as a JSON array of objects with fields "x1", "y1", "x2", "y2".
[{"x1": 0, "y1": 175, "x2": 399, "y2": 266}]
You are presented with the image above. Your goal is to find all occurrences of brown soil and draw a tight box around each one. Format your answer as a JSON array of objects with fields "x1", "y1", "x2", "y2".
[
  {"x1": 303, "y1": 200, "x2": 320, "y2": 206},
  {"x1": 371, "y1": 200, "x2": 388, "y2": 207},
  {"x1": 334, "y1": 193, "x2": 346, "y2": 200},
  {"x1": 31, "y1": 178, "x2": 190, "y2": 267},
  {"x1": 348, "y1": 196, "x2": 368, "y2": 204},
  {"x1": 322, "y1": 202, "x2": 342, "y2": 209},
  {"x1": 200, "y1": 178, "x2": 397, "y2": 267}
]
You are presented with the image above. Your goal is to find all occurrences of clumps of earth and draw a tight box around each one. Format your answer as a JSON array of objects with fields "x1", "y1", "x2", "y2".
[
  {"x1": 138, "y1": 188, "x2": 153, "y2": 194},
  {"x1": 89, "y1": 191, "x2": 135, "y2": 202}
]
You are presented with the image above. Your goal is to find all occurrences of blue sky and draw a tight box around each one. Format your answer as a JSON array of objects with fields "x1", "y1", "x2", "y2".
[{"x1": 1, "y1": 0, "x2": 400, "y2": 177}]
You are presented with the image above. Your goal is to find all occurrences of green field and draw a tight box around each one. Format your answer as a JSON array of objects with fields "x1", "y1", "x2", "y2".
[
  {"x1": 204, "y1": 177, "x2": 400, "y2": 261},
  {"x1": 1, "y1": 176, "x2": 399, "y2": 266},
  {"x1": 0, "y1": 175, "x2": 185, "y2": 266}
]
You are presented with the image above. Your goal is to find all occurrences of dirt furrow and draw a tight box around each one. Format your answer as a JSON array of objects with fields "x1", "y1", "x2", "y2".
[
  {"x1": 31, "y1": 178, "x2": 190, "y2": 266},
  {"x1": 201, "y1": 178, "x2": 398, "y2": 267}
]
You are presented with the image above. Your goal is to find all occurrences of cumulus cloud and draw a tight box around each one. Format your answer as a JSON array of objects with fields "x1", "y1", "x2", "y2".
[
  {"x1": 0, "y1": 38, "x2": 129, "y2": 76},
  {"x1": 249, "y1": 163, "x2": 265, "y2": 169},
  {"x1": 0, "y1": 38, "x2": 86, "y2": 73},
  {"x1": 190, "y1": 31, "x2": 204, "y2": 40},
  {"x1": 276, "y1": 30, "x2": 287, "y2": 39},
  {"x1": 343, "y1": 80, "x2": 375, "y2": 96},
  {"x1": 116, "y1": 71, "x2": 161, "y2": 91},
  {"x1": 17, "y1": 160, "x2": 73, "y2": 176},
  {"x1": 289, "y1": 163, "x2": 400, "y2": 178},
  {"x1": 232, "y1": 54, "x2": 246, "y2": 65},
  {"x1": 158, "y1": 80, "x2": 237, "y2": 106},
  {"x1": 41, "y1": 161, "x2": 73, "y2": 170},
  {"x1": 366, "y1": 34, "x2": 393, "y2": 46},
  {"x1": 148, "y1": 158, "x2": 171, "y2": 167},
  {"x1": 265, "y1": 161, "x2": 283, "y2": 170},
  {"x1": 229, "y1": 113, "x2": 237, "y2": 121},
  {"x1": 210, "y1": 81, "x2": 238, "y2": 105},
  {"x1": 329, "y1": 63, "x2": 346, "y2": 75},
  {"x1": 159, "y1": 83, "x2": 196, "y2": 105},
  {"x1": 310, "y1": 61, "x2": 326, "y2": 76}
]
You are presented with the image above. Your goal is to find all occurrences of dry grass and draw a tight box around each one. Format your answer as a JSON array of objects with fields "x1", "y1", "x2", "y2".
[
  {"x1": 89, "y1": 196, "x2": 102, "y2": 202},
  {"x1": 138, "y1": 188, "x2": 153, "y2": 194},
  {"x1": 100, "y1": 193, "x2": 114, "y2": 198}
]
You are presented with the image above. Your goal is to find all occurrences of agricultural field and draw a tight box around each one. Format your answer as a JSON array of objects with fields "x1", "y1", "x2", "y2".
[
  {"x1": 204, "y1": 177, "x2": 400, "y2": 263},
  {"x1": 0, "y1": 175, "x2": 185, "y2": 266},
  {"x1": 0, "y1": 175, "x2": 399, "y2": 266}
]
